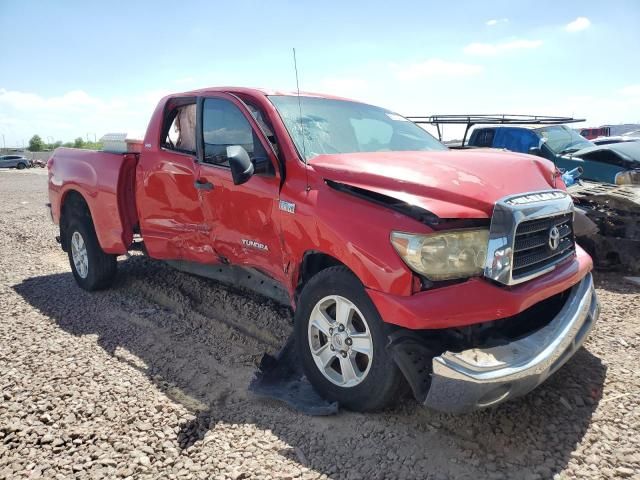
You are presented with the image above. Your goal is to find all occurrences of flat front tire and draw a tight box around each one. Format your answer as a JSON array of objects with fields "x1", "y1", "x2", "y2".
[
  {"x1": 66, "y1": 218, "x2": 117, "y2": 291},
  {"x1": 16, "y1": 163, "x2": 26, "y2": 170},
  {"x1": 295, "y1": 266, "x2": 403, "y2": 411}
]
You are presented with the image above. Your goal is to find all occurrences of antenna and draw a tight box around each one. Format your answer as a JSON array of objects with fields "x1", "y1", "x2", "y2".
[
  {"x1": 293, "y1": 48, "x2": 308, "y2": 163},
  {"x1": 293, "y1": 47, "x2": 310, "y2": 191}
]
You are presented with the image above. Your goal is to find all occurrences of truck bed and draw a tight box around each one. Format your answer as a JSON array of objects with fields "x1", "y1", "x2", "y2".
[{"x1": 48, "y1": 147, "x2": 138, "y2": 254}]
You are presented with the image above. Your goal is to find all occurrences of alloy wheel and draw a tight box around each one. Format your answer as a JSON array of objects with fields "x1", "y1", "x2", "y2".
[{"x1": 307, "y1": 295, "x2": 373, "y2": 387}]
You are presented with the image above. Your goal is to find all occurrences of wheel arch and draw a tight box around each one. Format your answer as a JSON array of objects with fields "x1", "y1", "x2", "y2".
[
  {"x1": 59, "y1": 189, "x2": 93, "y2": 251},
  {"x1": 294, "y1": 251, "x2": 355, "y2": 305}
]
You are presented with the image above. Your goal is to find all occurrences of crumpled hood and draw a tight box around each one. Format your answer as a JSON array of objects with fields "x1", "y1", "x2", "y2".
[
  {"x1": 572, "y1": 141, "x2": 640, "y2": 169},
  {"x1": 309, "y1": 150, "x2": 558, "y2": 218}
]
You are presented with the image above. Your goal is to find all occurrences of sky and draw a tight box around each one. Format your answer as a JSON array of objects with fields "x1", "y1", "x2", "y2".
[{"x1": 1, "y1": 0, "x2": 639, "y2": 146}]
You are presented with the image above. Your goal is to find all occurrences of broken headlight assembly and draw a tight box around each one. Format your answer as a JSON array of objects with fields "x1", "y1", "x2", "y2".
[
  {"x1": 391, "y1": 229, "x2": 489, "y2": 281},
  {"x1": 615, "y1": 170, "x2": 640, "y2": 186}
]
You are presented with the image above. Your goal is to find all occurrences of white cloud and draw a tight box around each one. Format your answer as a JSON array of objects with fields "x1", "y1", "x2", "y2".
[
  {"x1": 0, "y1": 88, "x2": 162, "y2": 146},
  {"x1": 0, "y1": 89, "x2": 103, "y2": 111},
  {"x1": 565, "y1": 17, "x2": 591, "y2": 32},
  {"x1": 486, "y1": 18, "x2": 509, "y2": 26},
  {"x1": 464, "y1": 39, "x2": 543, "y2": 56},
  {"x1": 619, "y1": 84, "x2": 640, "y2": 97},
  {"x1": 392, "y1": 59, "x2": 484, "y2": 81}
]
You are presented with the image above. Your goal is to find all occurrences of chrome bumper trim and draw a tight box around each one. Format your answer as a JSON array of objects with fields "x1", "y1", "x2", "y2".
[{"x1": 424, "y1": 273, "x2": 599, "y2": 413}]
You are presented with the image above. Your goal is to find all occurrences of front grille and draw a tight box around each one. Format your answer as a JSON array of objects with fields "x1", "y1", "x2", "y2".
[{"x1": 512, "y1": 213, "x2": 575, "y2": 280}]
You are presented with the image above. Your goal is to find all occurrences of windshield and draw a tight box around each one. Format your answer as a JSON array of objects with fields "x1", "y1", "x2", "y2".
[
  {"x1": 537, "y1": 125, "x2": 593, "y2": 154},
  {"x1": 269, "y1": 95, "x2": 447, "y2": 161}
]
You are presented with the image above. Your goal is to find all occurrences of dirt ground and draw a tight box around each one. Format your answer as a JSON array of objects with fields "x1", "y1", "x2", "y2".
[{"x1": 0, "y1": 168, "x2": 638, "y2": 479}]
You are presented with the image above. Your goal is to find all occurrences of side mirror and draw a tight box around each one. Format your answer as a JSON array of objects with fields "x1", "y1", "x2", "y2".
[
  {"x1": 226, "y1": 146, "x2": 254, "y2": 185},
  {"x1": 528, "y1": 146, "x2": 542, "y2": 157}
]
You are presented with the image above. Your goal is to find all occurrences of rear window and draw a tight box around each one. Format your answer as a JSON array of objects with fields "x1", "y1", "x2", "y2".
[
  {"x1": 470, "y1": 129, "x2": 495, "y2": 147},
  {"x1": 161, "y1": 98, "x2": 197, "y2": 155}
]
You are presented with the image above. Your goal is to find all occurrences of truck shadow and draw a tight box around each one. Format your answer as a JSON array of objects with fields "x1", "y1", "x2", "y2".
[{"x1": 13, "y1": 257, "x2": 607, "y2": 479}]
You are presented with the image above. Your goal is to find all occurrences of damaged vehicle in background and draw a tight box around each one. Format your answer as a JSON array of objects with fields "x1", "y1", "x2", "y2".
[
  {"x1": 412, "y1": 115, "x2": 640, "y2": 273},
  {"x1": 410, "y1": 115, "x2": 640, "y2": 185},
  {"x1": 568, "y1": 141, "x2": 640, "y2": 185},
  {"x1": 47, "y1": 89, "x2": 599, "y2": 413},
  {"x1": 591, "y1": 133, "x2": 640, "y2": 146}
]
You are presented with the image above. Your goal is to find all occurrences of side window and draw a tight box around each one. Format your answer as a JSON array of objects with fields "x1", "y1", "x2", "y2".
[
  {"x1": 493, "y1": 128, "x2": 538, "y2": 153},
  {"x1": 163, "y1": 102, "x2": 197, "y2": 155},
  {"x1": 471, "y1": 129, "x2": 495, "y2": 147},
  {"x1": 202, "y1": 98, "x2": 272, "y2": 174}
]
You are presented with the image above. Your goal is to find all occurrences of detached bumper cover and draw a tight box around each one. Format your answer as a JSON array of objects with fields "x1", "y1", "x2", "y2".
[{"x1": 425, "y1": 273, "x2": 599, "y2": 413}]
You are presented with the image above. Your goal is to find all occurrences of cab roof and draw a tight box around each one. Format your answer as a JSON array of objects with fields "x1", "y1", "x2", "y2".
[{"x1": 175, "y1": 86, "x2": 356, "y2": 102}]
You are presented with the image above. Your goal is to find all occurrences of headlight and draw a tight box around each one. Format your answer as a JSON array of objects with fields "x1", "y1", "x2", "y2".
[
  {"x1": 390, "y1": 229, "x2": 489, "y2": 281},
  {"x1": 615, "y1": 170, "x2": 640, "y2": 185}
]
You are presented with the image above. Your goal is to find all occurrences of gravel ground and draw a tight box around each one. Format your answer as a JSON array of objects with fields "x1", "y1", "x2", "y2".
[{"x1": 0, "y1": 168, "x2": 638, "y2": 480}]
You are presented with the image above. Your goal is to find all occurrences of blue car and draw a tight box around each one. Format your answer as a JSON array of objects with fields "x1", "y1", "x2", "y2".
[{"x1": 468, "y1": 125, "x2": 640, "y2": 185}]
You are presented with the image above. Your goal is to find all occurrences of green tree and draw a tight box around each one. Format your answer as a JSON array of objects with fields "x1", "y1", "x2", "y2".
[
  {"x1": 28, "y1": 135, "x2": 44, "y2": 152},
  {"x1": 83, "y1": 141, "x2": 103, "y2": 150},
  {"x1": 73, "y1": 137, "x2": 85, "y2": 148}
]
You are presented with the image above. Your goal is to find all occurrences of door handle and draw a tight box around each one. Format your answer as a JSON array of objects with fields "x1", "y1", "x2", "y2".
[{"x1": 194, "y1": 179, "x2": 214, "y2": 191}]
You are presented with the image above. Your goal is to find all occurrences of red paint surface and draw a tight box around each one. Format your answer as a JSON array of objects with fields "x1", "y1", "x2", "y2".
[
  {"x1": 48, "y1": 148, "x2": 136, "y2": 254},
  {"x1": 309, "y1": 149, "x2": 557, "y2": 218},
  {"x1": 368, "y1": 245, "x2": 592, "y2": 329},
  {"x1": 48, "y1": 87, "x2": 591, "y2": 329}
]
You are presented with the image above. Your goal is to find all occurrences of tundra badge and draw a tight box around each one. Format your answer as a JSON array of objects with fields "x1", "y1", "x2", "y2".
[{"x1": 242, "y1": 239, "x2": 269, "y2": 251}]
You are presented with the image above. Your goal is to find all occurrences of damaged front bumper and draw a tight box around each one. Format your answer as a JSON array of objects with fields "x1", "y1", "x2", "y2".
[
  {"x1": 388, "y1": 273, "x2": 599, "y2": 413},
  {"x1": 423, "y1": 273, "x2": 598, "y2": 413}
]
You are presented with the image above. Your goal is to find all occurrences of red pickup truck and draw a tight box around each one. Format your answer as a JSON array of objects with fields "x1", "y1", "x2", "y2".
[{"x1": 48, "y1": 87, "x2": 599, "y2": 413}]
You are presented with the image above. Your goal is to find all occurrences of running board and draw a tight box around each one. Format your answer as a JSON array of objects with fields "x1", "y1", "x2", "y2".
[{"x1": 165, "y1": 260, "x2": 291, "y2": 306}]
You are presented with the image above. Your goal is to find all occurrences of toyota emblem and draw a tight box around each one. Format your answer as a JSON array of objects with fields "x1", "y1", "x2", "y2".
[{"x1": 548, "y1": 226, "x2": 561, "y2": 251}]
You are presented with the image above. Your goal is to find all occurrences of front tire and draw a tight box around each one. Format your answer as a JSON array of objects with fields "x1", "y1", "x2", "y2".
[
  {"x1": 66, "y1": 218, "x2": 117, "y2": 291},
  {"x1": 16, "y1": 162, "x2": 26, "y2": 170},
  {"x1": 295, "y1": 266, "x2": 403, "y2": 411}
]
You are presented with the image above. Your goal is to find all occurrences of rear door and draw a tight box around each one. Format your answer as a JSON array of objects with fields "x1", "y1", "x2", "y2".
[{"x1": 195, "y1": 93, "x2": 286, "y2": 283}]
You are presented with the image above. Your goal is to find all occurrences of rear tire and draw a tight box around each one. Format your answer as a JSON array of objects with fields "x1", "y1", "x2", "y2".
[
  {"x1": 295, "y1": 266, "x2": 404, "y2": 412},
  {"x1": 66, "y1": 218, "x2": 117, "y2": 291}
]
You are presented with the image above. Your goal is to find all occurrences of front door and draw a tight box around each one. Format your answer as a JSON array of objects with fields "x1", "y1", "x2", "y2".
[{"x1": 195, "y1": 94, "x2": 286, "y2": 284}]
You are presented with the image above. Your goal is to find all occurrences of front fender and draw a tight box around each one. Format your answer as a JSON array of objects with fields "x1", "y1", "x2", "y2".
[{"x1": 281, "y1": 180, "x2": 430, "y2": 297}]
